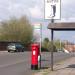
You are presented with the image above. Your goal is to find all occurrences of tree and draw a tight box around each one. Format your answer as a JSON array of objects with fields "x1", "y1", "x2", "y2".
[
  {"x1": 42, "y1": 38, "x2": 57, "y2": 52},
  {"x1": 48, "y1": 41, "x2": 57, "y2": 52},
  {"x1": 42, "y1": 38, "x2": 49, "y2": 48},
  {"x1": 54, "y1": 40, "x2": 60, "y2": 49},
  {"x1": 41, "y1": 38, "x2": 49, "y2": 51},
  {"x1": 0, "y1": 16, "x2": 33, "y2": 45},
  {"x1": 54, "y1": 39, "x2": 64, "y2": 51}
]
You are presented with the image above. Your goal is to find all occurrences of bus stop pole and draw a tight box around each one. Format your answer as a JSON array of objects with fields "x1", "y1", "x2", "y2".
[{"x1": 51, "y1": 19, "x2": 54, "y2": 71}]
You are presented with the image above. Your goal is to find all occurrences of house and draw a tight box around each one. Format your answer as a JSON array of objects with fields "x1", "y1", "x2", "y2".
[{"x1": 63, "y1": 41, "x2": 75, "y2": 53}]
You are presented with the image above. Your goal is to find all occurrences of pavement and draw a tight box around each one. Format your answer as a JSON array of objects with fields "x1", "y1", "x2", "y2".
[{"x1": 34, "y1": 56, "x2": 75, "y2": 75}]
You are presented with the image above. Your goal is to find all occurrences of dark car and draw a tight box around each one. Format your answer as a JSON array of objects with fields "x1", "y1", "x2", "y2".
[{"x1": 7, "y1": 43, "x2": 25, "y2": 52}]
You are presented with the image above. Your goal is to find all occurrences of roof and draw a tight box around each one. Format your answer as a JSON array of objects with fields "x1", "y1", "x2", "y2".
[{"x1": 47, "y1": 22, "x2": 75, "y2": 30}]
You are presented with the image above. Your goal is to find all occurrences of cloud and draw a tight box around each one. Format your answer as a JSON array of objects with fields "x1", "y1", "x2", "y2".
[
  {"x1": 62, "y1": 0, "x2": 75, "y2": 5},
  {"x1": 61, "y1": 0, "x2": 75, "y2": 19},
  {"x1": 28, "y1": 0, "x2": 44, "y2": 19},
  {"x1": 7, "y1": 2, "x2": 30, "y2": 18},
  {"x1": 0, "y1": 0, "x2": 75, "y2": 22},
  {"x1": 29, "y1": 6, "x2": 43, "y2": 19},
  {"x1": 55, "y1": 17, "x2": 75, "y2": 23},
  {"x1": 0, "y1": 0, "x2": 44, "y2": 20},
  {"x1": 0, "y1": 0, "x2": 36, "y2": 20}
]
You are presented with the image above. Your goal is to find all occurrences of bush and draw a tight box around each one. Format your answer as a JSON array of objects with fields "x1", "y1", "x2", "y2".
[{"x1": 41, "y1": 47, "x2": 49, "y2": 52}]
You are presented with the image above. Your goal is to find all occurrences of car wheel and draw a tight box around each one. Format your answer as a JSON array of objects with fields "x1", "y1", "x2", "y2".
[
  {"x1": 8, "y1": 50, "x2": 10, "y2": 52},
  {"x1": 22, "y1": 49, "x2": 24, "y2": 52},
  {"x1": 14, "y1": 50, "x2": 16, "y2": 52},
  {"x1": 15, "y1": 50, "x2": 18, "y2": 52}
]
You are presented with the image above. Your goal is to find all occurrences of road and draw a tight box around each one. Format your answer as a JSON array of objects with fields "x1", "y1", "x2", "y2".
[{"x1": 0, "y1": 52, "x2": 74, "y2": 75}]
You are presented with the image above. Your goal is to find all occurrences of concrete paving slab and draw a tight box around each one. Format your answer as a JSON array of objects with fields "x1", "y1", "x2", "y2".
[{"x1": 34, "y1": 57, "x2": 75, "y2": 75}]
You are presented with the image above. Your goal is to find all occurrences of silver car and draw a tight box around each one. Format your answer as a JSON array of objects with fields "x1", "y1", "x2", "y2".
[{"x1": 7, "y1": 43, "x2": 25, "y2": 52}]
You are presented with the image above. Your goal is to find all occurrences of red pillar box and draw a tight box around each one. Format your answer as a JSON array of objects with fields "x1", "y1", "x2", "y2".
[{"x1": 31, "y1": 43, "x2": 39, "y2": 70}]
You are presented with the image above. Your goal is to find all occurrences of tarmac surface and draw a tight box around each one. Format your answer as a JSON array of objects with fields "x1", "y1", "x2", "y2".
[{"x1": 0, "y1": 51, "x2": 74, "y2": 75}]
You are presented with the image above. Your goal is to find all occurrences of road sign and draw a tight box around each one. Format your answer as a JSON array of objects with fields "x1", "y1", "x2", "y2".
[
  {"x1": 44, "y1": 0, "x2": 61, "y2": 19},
  {"x1": 33, "y1": 23, "x2": 41, "y2": 29}
]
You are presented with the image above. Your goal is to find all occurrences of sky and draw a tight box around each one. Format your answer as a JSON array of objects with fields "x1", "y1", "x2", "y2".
[{"x1": 0, "y1": 0, "x2": 75, "y2": 42}]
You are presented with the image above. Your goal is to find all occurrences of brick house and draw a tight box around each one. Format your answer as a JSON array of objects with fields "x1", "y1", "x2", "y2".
[{"x1": 63, "y1": 42, "x2": 75, "y2": 53}]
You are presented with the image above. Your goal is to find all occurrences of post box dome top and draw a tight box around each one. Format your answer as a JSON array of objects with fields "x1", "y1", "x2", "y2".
[
  {"x1": 47, "y1": 22, "x2": 75, "y2": 30},
  {"x1": 31, "y1": 43, "x2": 40, "y2": 47}
]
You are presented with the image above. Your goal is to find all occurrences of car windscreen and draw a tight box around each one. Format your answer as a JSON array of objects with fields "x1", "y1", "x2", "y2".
[{"x1": 15, "y1": 44, "x2": 23, "y2": 48}]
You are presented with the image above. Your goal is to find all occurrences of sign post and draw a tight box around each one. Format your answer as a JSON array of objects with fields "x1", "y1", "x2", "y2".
[
  {"x1": 44, "y1": 0, "x2": 61, "y2": 71},
  {"x1": 45, "y1": 0, "x2": 61, "y2": 19},
  {"x1": 51, "y1": 19, "x2": 54, "y2": 71}
]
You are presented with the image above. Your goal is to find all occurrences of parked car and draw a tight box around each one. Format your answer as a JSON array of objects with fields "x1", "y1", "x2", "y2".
[{"x1": 7, "y1": 43, "x2": 25, "y2": 52}]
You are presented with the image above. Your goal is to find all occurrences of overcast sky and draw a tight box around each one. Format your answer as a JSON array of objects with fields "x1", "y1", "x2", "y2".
[
  {"x1": 0, "y1": 0, "x2": 75, "y2": 42},
  {"x1": 0, "y1": 0, "x2": 74, "y2": 21}
]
